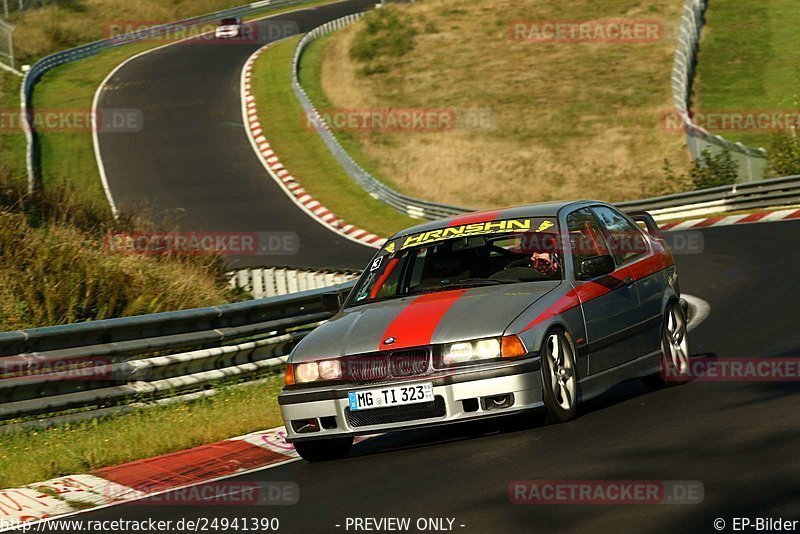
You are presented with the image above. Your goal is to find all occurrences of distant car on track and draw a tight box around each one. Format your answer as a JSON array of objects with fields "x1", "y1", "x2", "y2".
[
  {"x1": 215, "y1": 17, "x2": 242, "y2": 39},
  {"x1": 279, "y1": 201, "x2": 690, "y2": 461}
]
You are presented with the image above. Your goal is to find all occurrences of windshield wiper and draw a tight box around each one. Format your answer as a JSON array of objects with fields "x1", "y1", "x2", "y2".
[{"x1": 413, "y1": 278, "x2": 517, "y2": 294}]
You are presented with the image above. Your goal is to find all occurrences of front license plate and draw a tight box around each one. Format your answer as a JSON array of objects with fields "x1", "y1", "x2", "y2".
[{"x1": 348, "y1": 382, "x2": 434, "y2": 411}]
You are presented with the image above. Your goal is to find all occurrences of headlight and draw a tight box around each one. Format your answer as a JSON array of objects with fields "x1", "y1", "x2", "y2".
[
  {"x1": 293, "y1": 359, "x2": 342, "y2": 384},
  {"x1": 475, "y1": 339, "x2": 501, "y2": 359},
  {"x1": 295, "y1": 362, "x2": 319, "y2": 383},
  {"x1": 443, "y1": 338, "x2": 500, "y2": 365},
  {"x1": 318, "y1": 359, "x2": 342, "y2": 380},
  {"x1": 442, "y1": 336, "x2": 526, "y2": 366}
]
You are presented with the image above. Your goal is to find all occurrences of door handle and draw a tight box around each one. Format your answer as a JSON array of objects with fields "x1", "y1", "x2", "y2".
[{"x1": 623, "y1": 275, "x2": 634, "y2": 285}]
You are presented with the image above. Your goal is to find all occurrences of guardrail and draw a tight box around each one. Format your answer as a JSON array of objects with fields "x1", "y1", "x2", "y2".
[
  {"x1": 4, "y1": 172, "x2": 799, "y2": 428},
  {"x1": 0, "y1": 281, "x2": 357, "y2": 428},
  {"x1": 617, "y1": 174, "x2": 800, "y2": 220},
  {"x1": 671, "y1": 0, "x2": 767, "y2": 181},
  {"x1": 20, "y1": 0, "x2": 310, "y2": 195},
  {"x1": 291, "y1": 14, "x2": 471, "y2": 220}
]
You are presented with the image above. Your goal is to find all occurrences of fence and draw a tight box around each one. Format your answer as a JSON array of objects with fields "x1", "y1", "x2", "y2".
[
  {"x1": 20, "y1": 0, "x2": 309, "y2": 195},
  {"x1": 291, "y1": 14, "x2": 470, "y2": 220},
  {"x1": 671, "y1": 0, "x2": 768, "y2": 181},
  {"x1": 0, "y1": 281, "x2": 356, "y2": 429}
]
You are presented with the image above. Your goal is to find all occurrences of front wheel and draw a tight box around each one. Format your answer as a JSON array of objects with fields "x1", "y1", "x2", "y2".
[
  {"x1": 293, "y1": 437, "x2": 353, "y2": 462},
  {"x1": 644, "y1": 300, "x2": 690, "y2": 389},
  {"x1": 540, "y1": 329, "x2": 579, "y2": 423}
]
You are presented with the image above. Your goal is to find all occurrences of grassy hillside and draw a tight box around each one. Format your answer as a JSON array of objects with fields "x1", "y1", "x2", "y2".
[
  {"x1": 695, "y1": 0, "x2": 800, "y2": 149},
  {"x1": 0, "y1": 176, "x2": 238, "y2": 331},
  {"x1": 315, "y1": 0, "x2": 690, "y2": 208}
]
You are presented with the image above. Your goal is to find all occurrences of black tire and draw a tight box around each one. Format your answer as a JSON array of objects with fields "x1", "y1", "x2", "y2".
[
  {"x1": 540, "y1": 329, "x2": 579, "y2": 423},
  {"x1": 643, "y1": 300, "x2": 691, "y2": 390},
  {"x1": 294, "y1": 437, "x2": 354, "y2": 462}
]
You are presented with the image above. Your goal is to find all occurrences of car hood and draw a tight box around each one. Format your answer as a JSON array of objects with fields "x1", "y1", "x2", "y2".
[{"x1": 291, "y1": 281, "x2": 561, "y2": 363}]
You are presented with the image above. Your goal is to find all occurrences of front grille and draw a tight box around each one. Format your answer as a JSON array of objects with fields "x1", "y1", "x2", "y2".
[
  {"x1": 388, "y1": 349, "x2": 429, "y2": 377},
  {"x1": 343, "y1": 354, "x2": 388, "y2": 381},
  {"x1": 345, "y1": 396, "x2": 446, "y2": 427}
]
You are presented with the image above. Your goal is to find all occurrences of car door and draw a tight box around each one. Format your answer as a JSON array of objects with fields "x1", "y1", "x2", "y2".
[
  {"x1": 591, "y1": 205, "x2": 663, "y2": 357},
  {"x1": 565, "y1": 207, "x2": 641, "y2": 374}
]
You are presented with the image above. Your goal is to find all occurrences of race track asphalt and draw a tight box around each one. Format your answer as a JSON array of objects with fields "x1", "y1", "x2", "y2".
[
  {"x1": 62, "y1": 221, "x2": 800, "y2": 533},
  {"x1": 95, "y1": 0, "x2": 377, "y2": 270}
]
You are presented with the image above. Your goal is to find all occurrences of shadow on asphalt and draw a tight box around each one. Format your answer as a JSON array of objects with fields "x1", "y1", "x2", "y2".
[{"x1": 350, "y1": 351, "x2": 718, "y2": 460}]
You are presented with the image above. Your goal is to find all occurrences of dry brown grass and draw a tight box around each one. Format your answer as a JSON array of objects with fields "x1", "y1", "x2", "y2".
[
  {"x1": 0, "y1": 175, "x2": 237, "y2": 331},
  {"x1": 320, "y1": 0, "x2": 691, "y2": 208}
]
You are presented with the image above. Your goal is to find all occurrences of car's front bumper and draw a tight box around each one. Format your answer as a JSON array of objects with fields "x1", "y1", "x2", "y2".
[
  {"x1": 215, "y1": 29, "x2": 239, "y2": 38},
  {"x1": 278, "y1": 358, "x2": 543, "y2": 443}
]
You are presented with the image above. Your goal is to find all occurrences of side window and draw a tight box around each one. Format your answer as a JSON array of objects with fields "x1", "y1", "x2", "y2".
[
  {"x1": 591, "y1": 206, "x2": 649, "y2": 263},
  {"x1": 566, "y1": 208, "x2": 613, "y2": 273}
]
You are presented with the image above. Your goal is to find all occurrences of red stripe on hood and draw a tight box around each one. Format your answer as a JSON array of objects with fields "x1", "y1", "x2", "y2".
[
  {"x1": 446, "y1": 210, "x2": 501, "y2": 227},
  {"x1": 380, "y1": 289, "x2": 466, "y2": 351}
]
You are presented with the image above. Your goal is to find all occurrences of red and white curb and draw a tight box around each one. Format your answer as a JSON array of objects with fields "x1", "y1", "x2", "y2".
[
  {"x1": 0, "y1": 426, "x2": 374, "y2": 529},
  {"x1": 241, "y1": 44, "x2": 386, "y2": 249},
  {"x1": 658, "y1": 207, "x2": 800, "y2": 232}
]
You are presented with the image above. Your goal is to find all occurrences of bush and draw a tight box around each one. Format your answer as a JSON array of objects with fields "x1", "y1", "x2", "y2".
[
  {"x1": 767, "y1": 132, "x2": 800, "y2": 177},
  {"x1": 350, "y1": 7, "x2": 417, "y2": 75},
  {"x1": 688, "y1": 149, "x2": 739, "y2": 189},
  {"x1": 662, "y1": 149, "x2": 738, "y2": 192}
]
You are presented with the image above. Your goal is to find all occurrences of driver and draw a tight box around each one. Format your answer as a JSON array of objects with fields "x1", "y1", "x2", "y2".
[{"x1": 523, "y1": 233, "x2": 561, "y2": 277}]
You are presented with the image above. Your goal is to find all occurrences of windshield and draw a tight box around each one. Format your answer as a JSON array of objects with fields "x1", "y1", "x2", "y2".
[
  {"x1": 347, "y1": 218, "x2": 562, "y2": 307},
  {"x1": 220, "y1": 18, "x2": 239, "y2": 25}
]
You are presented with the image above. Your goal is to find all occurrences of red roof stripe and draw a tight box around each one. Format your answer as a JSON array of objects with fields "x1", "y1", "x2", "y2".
[{"x1": 446, "y1": 210, "x2": 502, "y2": 227}]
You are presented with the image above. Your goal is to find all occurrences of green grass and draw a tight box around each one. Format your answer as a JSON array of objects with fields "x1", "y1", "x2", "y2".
[
  {"x1": 695, "y1": 0, "x2": 800, "y2": 148},
  {"x1": 0, "y1": 71, "x2": 27, "y2": 188},
  {"x1": 0, "y1": 377, "x2": 285, "y2": 490},
  {"x1": 251, "y1": 36, "x2": 417, "y2": 237}
]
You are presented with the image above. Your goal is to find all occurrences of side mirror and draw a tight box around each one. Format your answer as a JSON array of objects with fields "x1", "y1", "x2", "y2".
[
  {"x1": 627, "y1": 211, "x2": 663, "y2": 238},
  {"x1": 579, "y1": 255, "x2": 615, "y2": 280},
  {"x1": 321, "y1": 292, "x2": 343, "y2": 313}
]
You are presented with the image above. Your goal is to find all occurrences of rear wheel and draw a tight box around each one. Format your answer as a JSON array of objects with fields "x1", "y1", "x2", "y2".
[
  {"x1": 294, "y1": 437, "x2": 353, "y2": 462},
  {"x1": 540, "y1": 329, "x2": 578, "y2": 423},
  {"x1": 644, "y1": 300, "x2": 690, "y2": 389}
]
